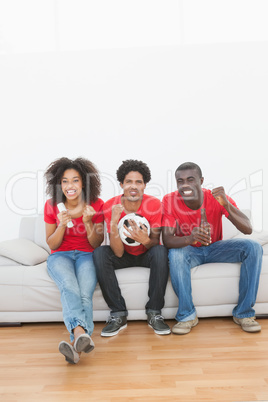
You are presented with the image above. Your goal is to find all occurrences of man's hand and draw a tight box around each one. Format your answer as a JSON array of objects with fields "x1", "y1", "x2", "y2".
[
  {"x1": 111, "y1": 204, "x2": 124, "y2": 224},
  {"x1": 123, "y1": 219, "x2": 150, "y2": 246},
  {"x1": 190, "y1": 226, "x2": 211, "y2": 246},
  {"x1": 211, "y1": 186, "x2": 228, "y2": 207},
  {"x1": 82, "y1": 205, "x2": 96, "y2": 224}
]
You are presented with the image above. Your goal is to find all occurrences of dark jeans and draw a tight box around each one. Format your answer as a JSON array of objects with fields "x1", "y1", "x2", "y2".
[{"x1": 93, "y1": 245, "x2": 169, "y2": 317}]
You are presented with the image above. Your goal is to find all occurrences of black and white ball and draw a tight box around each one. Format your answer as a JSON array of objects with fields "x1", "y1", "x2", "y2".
[{"x1": 118, "y1": 213, "x2": 150, "y2": 246}]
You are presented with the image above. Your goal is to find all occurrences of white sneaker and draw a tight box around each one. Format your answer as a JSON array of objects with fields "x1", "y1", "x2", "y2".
[
  {"x1": 74, "y1": 334, "x2": 95, "y2": 353},
  {"x1": 172, "y1": 316, "x2": 199, "y2": 335},
  {"x1": 233, "y1": 316, "x2": 261, "y2": 333},
  {"x1": 59, "y1": 341, "x2": 80, "y2": 364}
]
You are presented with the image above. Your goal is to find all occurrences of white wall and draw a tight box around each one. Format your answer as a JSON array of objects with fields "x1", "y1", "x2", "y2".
[{"x1": 0, "y1": 1, "x2": 268, "y2": 241}]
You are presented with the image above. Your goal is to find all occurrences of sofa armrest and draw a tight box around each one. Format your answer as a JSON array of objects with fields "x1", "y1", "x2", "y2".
[{"x1": 0, "y1": 238, "x2": 49, "y2": 266}]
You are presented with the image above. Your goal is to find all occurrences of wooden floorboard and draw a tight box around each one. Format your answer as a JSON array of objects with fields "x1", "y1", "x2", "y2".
[{"x1": 0, "y1": 317, "x2": 268, "y2": 401}]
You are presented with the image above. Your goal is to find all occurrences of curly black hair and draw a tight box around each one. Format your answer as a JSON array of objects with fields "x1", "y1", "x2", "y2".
[
  {"x1": 116, "y1": 159, "x2": 151, "y2": 184},
  {"x1": 45, "y1": 157, "x2": 101, "y2": 204}
]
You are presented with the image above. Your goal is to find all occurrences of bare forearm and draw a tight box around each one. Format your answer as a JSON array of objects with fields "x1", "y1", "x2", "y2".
[
  {"x1": 109, "y1": 223, "x2": 125, "y2": 257},
  {"x1": 47, "y1": 225, "x2": 66, "y2": 250},
  {"x1": 142, "y1": 235, "x2": 159, "y2": 250},
  {"x1": 163, "y1": 234, "x2": 192, "y2": 249},
  {"x1": 225, "y1": 203, "x2": 252, "y2": 234},
  {"x1": 84, "y1": 221, "x2": 104, "y2": 249}
]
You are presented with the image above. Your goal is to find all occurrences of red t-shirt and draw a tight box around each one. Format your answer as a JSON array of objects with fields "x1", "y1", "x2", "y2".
[
  {"x1": 162, "y1": 189, "x2": 238, "y2": 247},
  {"x1": 44, "y1": 198, "x2": 104, "y2": 253},
  {"x1": 104, "y1": 194, "x2": 162, "y2": 256}
]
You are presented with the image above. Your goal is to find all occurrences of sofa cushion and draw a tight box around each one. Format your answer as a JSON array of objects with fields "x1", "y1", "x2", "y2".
[
  {"x1": 0, "y1": 238, "x2": 49, "y2": 266},
  {"x1": 0, "y1": 255, "x2": 22, "y2": 266}
]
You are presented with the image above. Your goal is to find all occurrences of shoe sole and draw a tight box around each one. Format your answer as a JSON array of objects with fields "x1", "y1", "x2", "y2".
[
  {"x1": 233, "y1": 317, "x2": 261, "y2": 333},
  {"x1": 74, "y1": 335, "x2": 95, "y2": 353},
  {"x1": 172, "y1": 318, "x2": 199, "y2": 335},
  {"x1": 101, "y1": 323, "x2": 127, "y2": 337},
  {"x1": 148, "y1": 324, "x2": 171, "y2": 335},
  {"x1": 59, "y1": 341, "x2": 79, "y2": 364}
]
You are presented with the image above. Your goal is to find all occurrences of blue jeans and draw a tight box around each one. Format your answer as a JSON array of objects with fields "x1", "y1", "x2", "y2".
[
  {"x1": 47, "y1": 250, "x2": 97, "y2": 341},
  {"x1": 168, "y1": 239, "x2": 263, "y2": 322}
]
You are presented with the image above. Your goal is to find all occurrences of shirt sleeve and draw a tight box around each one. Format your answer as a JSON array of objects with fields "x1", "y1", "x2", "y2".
[
  {"x1": 44, "y1": 200, "x2": 57, "y2": 224},
  {"x1": 161, "y1": 195, "x2": 177, "y2": 228},
  {"x1": 103, "y1": 200, "x2": 113, "y2": 233},
  {"x1": 145, "y1": 198, "x2": 162, "y2": 228},
  {"x1": 92, "y1": 198, "x2": 105, "y2": 224}
]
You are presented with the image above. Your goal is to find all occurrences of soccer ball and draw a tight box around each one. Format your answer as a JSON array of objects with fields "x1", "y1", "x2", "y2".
[{"x1": 118, "y1": 213, "x2": 150, "y2": 246}]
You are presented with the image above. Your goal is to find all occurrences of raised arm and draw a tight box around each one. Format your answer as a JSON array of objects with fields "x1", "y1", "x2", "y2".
[
  {"x1": 46, "y1": 209, "x2": 71, "y2": 250},
  {"x1": 109, "y1": 204, "x2": 125, "y2": 257},
  {"x1": 212, "y1": 187, "x2": 252, "y2": 235},
  {"x1": 82, "y1": 205, "x2": 104, "y2": 249}
]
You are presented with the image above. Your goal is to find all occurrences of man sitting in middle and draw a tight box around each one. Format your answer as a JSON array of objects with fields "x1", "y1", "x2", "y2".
[{"x1": 93, "y1": 159, "x2": 170, "y2": 337}]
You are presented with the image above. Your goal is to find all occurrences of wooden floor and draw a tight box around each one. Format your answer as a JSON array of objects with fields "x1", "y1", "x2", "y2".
[{"x1": 0, "y1": 318, "x2": 268, "y2": 402}]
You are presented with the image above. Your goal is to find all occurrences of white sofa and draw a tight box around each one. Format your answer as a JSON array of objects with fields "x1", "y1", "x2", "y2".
[{"x1": 0, "y1": 213, "x2": 268, "y2": 325}]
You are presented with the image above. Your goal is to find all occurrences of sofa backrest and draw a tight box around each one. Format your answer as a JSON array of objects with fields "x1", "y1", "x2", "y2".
[
  {"x1": 222, "y1": 209, "x2": 250, "y2": 240},
  {"x1": 19, "y1": 215, "x2": 50, "y2": 253},
  {"x1": 35, "y1": 215, "x2": 51, "y2": 253}
]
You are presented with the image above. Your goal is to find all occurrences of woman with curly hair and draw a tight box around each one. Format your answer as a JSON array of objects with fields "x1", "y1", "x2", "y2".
[{"x1": 44, "y1": 157, "x2": 104, "y2": 364}]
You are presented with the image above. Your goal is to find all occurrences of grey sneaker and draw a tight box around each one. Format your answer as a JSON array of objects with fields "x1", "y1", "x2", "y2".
[
  {"x1": 74, "y1": 333, "x2": 95, "y2": 353},
  {"x1": 147, "y1": 313, "x2": 171, "y2": 335},
  {"x1": 233, "y1": 316, "x2": 261, "y2": 333},
  {"x1": 59, "y1": 341, "x2": 80, "y2": 364},
  {"x1": 101, "y1": 316, "x2": 127, "y2": 337},
  {"x1": 172, "y1": 316, "x2": 199, "y2": 335}
]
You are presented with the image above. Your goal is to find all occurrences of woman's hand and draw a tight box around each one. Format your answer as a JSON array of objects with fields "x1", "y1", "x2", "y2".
[
  {"x1": 57, "y1": 211, "x2": 72, "y2": 228},
  {"x1": 82, "y1": 205, "x2": 96, "y2": 224}
]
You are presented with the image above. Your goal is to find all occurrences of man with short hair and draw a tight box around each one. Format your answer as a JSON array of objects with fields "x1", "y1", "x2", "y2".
[
  {"x1": 162, "y1": 161, "x2": 263, "y2": 335},
  {"x1": 93, "y1": 159, "x2": 170, "y2": 336}
]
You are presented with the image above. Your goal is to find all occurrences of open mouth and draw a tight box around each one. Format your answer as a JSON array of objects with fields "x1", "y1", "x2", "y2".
[
  {"x1": 181, "y1": 189, "x2": 194, "y2": 196},
  {"x1": 66, "y1": 190, "x2": 76, "y2": 195}
]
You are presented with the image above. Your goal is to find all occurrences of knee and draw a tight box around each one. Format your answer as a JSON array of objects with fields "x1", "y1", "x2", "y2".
[
  {"x1": 243, "y1": 239, "x2": 263, "y2": 257},
  {"x1": 93, "y1": 245, "x2": 114, "y2": 276},
  {"x1": 150, "y1": 244, "x2": 168, "y2": 258},
  {"x1": 93, "y1": 245, "x2": 111, "y2": 264},
  {"x1": 252, "y1": 240, "x2": 263, "y2": 256},
  {"x1": 60, "y1": 277, "x2": 80, "y2": 295}
]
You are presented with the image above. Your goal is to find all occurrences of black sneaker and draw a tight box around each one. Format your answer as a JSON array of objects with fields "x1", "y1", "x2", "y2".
[
  {"x1": 101, "y1": 316, "x2": 127, "y2": 337},
  {"x1": 147, "y1": 313, "x2": 171, "y2": 335}
]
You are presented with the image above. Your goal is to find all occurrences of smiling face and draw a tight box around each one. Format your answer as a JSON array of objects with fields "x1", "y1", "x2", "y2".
[
  {"x1": 61, "y1": 169, "x2": 83, "y2": 202},
  {"x1": 175, "y1": 168, "x2": 204, "y2": 208},
  {"x1": 120, "y1": 171, "x2": 146, "y2": 202}
]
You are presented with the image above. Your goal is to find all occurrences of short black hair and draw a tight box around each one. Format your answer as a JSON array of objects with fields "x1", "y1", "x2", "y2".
[
  {"x1": 116, "y1": 159, "x2": 151, "y2": 184},
  {"x1": 175, "y1": 162, "x2": 203, "y2": 178},
  {"x1": 45, "y1": 157, "x2": 101, "y2": 204}
]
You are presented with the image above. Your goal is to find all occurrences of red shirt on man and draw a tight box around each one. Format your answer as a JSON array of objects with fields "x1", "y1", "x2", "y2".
[
  {"x1": 162, "y1": 189, "x2": 238, "y2": 247},
  {"x1": 104, "y1": 194, "x2": 162, "y2": 256}
]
